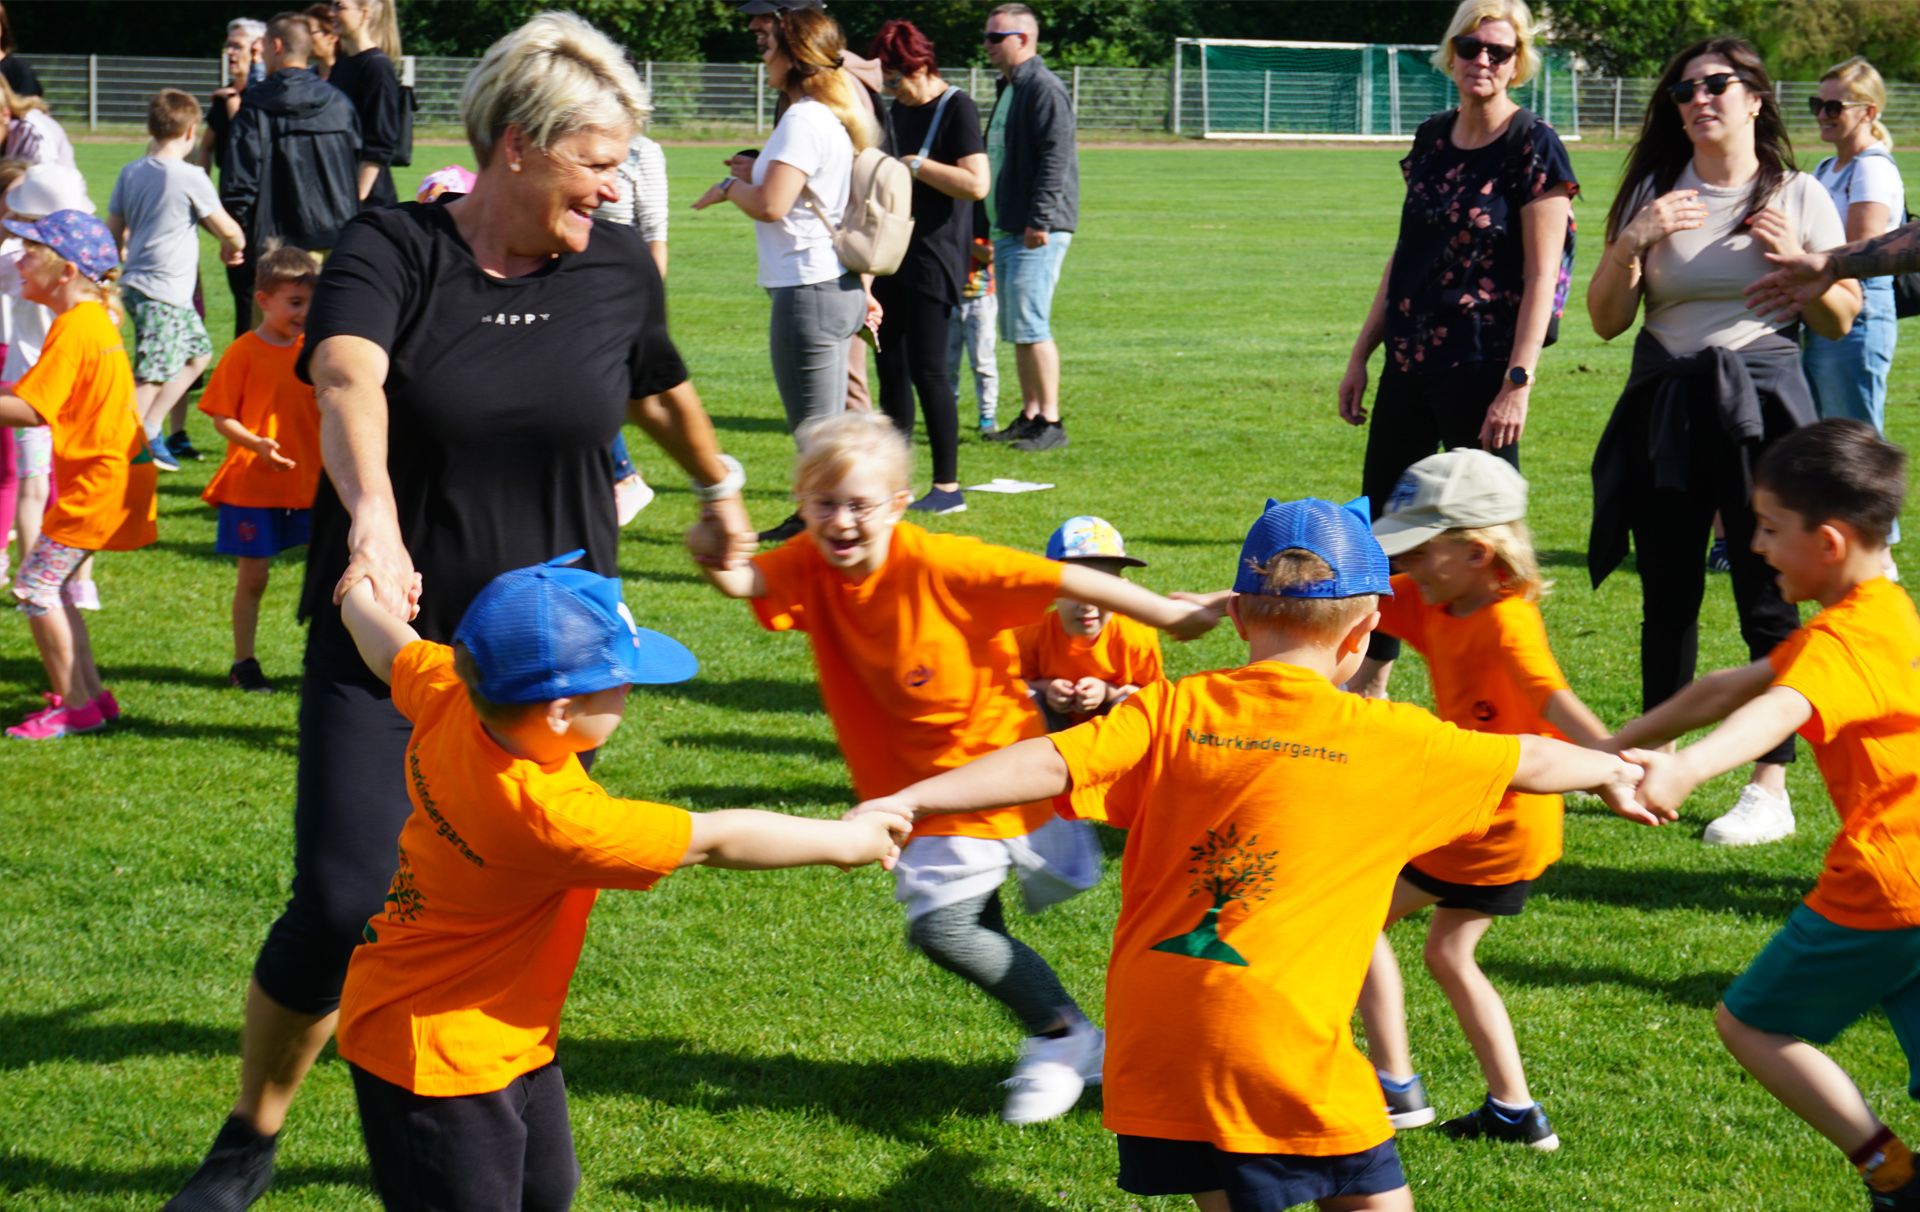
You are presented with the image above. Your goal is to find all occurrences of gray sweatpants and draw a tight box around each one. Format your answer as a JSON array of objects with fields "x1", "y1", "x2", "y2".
[{"x1": 768, "y1": 272, "x2": 865, "y2": 443}]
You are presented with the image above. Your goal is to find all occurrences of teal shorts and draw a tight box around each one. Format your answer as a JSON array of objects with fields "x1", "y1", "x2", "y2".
[{"x1": 1723, "y1": 903, "x2": 1920, "y2": 1097}]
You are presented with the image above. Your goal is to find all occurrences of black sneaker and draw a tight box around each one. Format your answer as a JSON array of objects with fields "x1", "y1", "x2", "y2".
[
  {"x1": 1380, "y1": 1073, "x2": 1435, "y2": 1130},
  {"x1": 758, "y1": 513, "x2": 807, "y2": 545},
  {"x1": 163, "y1": 1114, "x2": 278, "y2": 1212},
  {"x1": 1707, "y1": 538, "x2": 1732, "y2": 573},
  {"x1": 229, "y1": 658, "x2": 274, "y2": 693},
  {"x1": 1438, "y1": 1098, "x2": 1560, "y2": 1152},
  {"x1": 984, "y1": 414, "x2": 1038, "y2": 443},
  {"x1": 907, "y1": 488, "x2": 967, "y2": 515},
  {"x1": 167, "y1": 430, "x2": 204, "y2": 461},
  {"x1": 1010, "y1": 420, "x2": 1069, "y2": 452}
]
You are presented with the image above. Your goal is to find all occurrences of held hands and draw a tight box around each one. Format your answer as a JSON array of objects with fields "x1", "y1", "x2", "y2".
[
  {"x1": 1594, "y1": 750, "x2": 1673, "y2": 827},
  {"x1": 1745, "y1": 251, "x2": 1837, "y2": 322},
  {"x1": 1630, "y1": 748, "x2": 1698, "y2": 822},
  {"x1": 1620, "y1": 189, "x2": 1708, "y2": 255},
  {"x1": 1478, "y1": 382, "x2": 1528, "y2": 450},
  {"x1": 836, "y1": 808, "x2": 913, "y2": 873},
  {"x1": 334, "y1": 521, "x2": 421, "y2": 621},
  {"x1": 251, "y1": 435, "x2": 296, "y2": 471},
  {"x1": 686, "y1": 495, "x2": 756, "y2": 570}
]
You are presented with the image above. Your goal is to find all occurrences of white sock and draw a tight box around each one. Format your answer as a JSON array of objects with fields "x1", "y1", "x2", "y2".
[{"x1": 1489, "y1": 1095, "x2": 1533, "y2": 1116}]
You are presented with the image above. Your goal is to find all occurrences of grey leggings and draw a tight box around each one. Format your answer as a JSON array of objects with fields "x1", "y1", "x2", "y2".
[
  {"x1": 908, "y1": 887, "x2": 1077, "y2": 1036},
  {"x1": 767, "y1": 272, "x2": 865, "y2": 442}
]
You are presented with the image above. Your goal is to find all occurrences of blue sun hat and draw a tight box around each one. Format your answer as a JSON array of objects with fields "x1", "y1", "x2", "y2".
[
  {"x1": 453, "y1": 551, "x2": 697, "y2": 703},
  {"x1": 3, "y1": 209, "x2": 119, "y2": 283},
  {"x1": 1233, "y1": 497, "x2": 1394, "y2": 598}
]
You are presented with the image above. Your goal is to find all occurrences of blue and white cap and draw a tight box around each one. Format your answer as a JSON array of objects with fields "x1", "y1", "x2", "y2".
[
  {"x1": 452, "y1": 551, "x2": 697, "y2": 703},
  {"x1": 1233, "y1": 497, "x2": 1394, "y2": 598},
  {"x1": 1045, "y1": 516, "x2": 1147, "y2": 567}
]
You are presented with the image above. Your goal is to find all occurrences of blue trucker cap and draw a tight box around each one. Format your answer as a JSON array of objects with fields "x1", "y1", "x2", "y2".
[
  {"x1": 452, "y1": 551, "x2": 698, "y2": 704},
  {"x1": 1233, "y1": 497, "x2": 1394, "y2": 598}
]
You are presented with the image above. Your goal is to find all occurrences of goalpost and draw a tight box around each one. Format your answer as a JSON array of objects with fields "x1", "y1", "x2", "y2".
[{"x1": 1170, "y1": 39, "x2": 1580, "y2": 141}]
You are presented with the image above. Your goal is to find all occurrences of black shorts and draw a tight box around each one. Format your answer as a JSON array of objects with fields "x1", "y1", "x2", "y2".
[
  {"x1": 1116, "y1": 1135, "x2": 1406, "y2": 1211},
  {"x1": 1401, "y1": 862, "x2": 1533, "y2": 917}
]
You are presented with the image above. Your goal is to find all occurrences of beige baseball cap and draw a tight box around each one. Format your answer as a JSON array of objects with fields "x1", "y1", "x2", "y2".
[{"x1": 1372, "y1": 448, "x2": 1528, "y2": 557}]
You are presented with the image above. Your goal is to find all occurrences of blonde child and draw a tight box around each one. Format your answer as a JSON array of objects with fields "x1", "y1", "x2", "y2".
[
  {"x1": 0, "y1": 210, "x2": 156, "y2": 739},
  {"x1": 1015, "y1": 515, "x2": 1163, "y2": 731},
  {"x1": 333, "y1": 554, "x2": 908, "y2": 1210},
  {"x1": 848, "y1": 496, "x2": 1652, "y2": 1212},
  {"x1": 691, "y1": 411, "x2": 1220, "y2": 1125},
  {"x1": 198, "y1": 245, "x2": 320, "y2": 692},
  {"x1": 1623, "y1": 420, "x2": 1920, "y2": 1209},
  {"x1": 1348, "y1": 449, "x2": 1652, "y2": 1148}
]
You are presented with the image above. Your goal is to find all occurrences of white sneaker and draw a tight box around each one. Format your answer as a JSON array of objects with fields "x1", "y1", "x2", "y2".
[
  {"x1": 1703, "y1": 784, "x2": 1794, "y2": 846},
  {"x1": 614, "y1": 474, "x2": 654, "y2": 526},
  {"x1": 1000, "y1": 1016, "x2": 1104, "y2": 1125}
]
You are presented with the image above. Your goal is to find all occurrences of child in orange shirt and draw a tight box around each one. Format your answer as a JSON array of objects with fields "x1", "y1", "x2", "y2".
[
  {"x1": 1624, "y1": 420, "x2": 1920, "y2": 1209},
  {"x1": 848, "y1": 497, "x2": 1652, "y2": 1212},
  {"x1": 199, "y1": 246, "x2": 321, "y2": 693},
  {"x1": 334, "y1": 553, "x2": 908, "y2": 1212},
  {"x1": 1015, "y1": 515, "x2": 1164, "y2": 732},
  {"x1": 1350, "y1": 449, "x2": 1646, "y2": 1149},
  {"x1": 0, "y1": 210, "x2": 156, "y2": 740},
  {"x1": 693, "y1": 412, "x2": 1220, "y2": 1125}
]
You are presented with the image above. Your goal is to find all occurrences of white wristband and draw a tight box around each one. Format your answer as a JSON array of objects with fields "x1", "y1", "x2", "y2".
[{"x1": 689, "y1": 453, "x2": 745, "y2": 502}]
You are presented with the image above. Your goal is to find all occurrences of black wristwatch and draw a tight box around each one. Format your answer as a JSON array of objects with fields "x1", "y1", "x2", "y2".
[{"x1": 1507, "y1": 366, "x2": 1532, "y2": 387}]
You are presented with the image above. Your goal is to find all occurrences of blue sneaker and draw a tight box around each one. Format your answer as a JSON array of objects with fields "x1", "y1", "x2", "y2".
[
  {"x1": 1379, "y1": 1073, "x2": 1435, "y2": 1129},
  {"x1": 150, "y1": 440, "x2": 180, "y2": 472},
  {"x1": 1438, "y1": 1097, "x2": 1559, "y2": 1152}
]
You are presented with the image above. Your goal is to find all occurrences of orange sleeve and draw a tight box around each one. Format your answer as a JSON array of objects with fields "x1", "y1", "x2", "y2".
[
  {"x1": 390, "y1": 641, "x2": 459, "y2": 722},
  {"x1": 196, "y1": 341, "x2": 248, "y2": 421},
  {"x1": 930, "y1": 536, "x2": 1064, "y2": 634},
  {"x1": 1374, "y1": 574, "x2": 1424, "y2": 650},
  {"x1": 532, "y1": 784, "x2": 694, "y2": 892},
  {"x1": 1401, "y1": 709, "x2": 1519, "y2": 856},
  {"x1": 1051, "y1": 682, "x2": 1162, "y2": 829},
  {"x1": 13, "y1": 323, "x2": 81, "y2": 426},
  {"x1": 1769, "y1": 626, "x2": 1853, "y2": 746},
  {"x1": 748, "y1": 539, "x2": 814, "y2": 633},
  {"x1": 1014, "y1": 619, "x2": 1048, "y2": 681},
  {"x1": 1492, "y1": 599, "x2": 1571, "y2": 713},
  {"x1": 1126, "y1": 619, "x2": 1163, "y2": 686}
]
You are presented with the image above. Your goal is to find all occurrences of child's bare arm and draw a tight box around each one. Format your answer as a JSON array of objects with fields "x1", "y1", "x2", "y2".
[
  {"x1": 340, "y1": 578, "x2": 422, "y2": 685},
  {"x1": 847, "y1": 736, "x2": 1072, "y2": 823},
  {"x1": 199, "y1": 208, "x2": 247, "y2": 266},
  {"x1": 1612, "y1": 659, "x2": 1776, "y2": 749},
  {"x1": 680, "y1": 808, "x2": 911, "y2": 871},
  {"x1": 211, "y1": 415, "x2": 296, "y2": 470},
  {"x1": 1059, "y1": 564, "x2": 1221, "y2": 641},
  {"x1": 689, "y1": 548, "x2": 766, "y2": 600},
  {"x1": 1636, "y1": 686, "x2": 1814, "y2": 818},
  {"x1": 1541, "y1": 689, "x2": 1615, "y2": 750},
  {"x1": 0, "y1": 391, "x2": 39, "y2": 427},
  {"x1": 1511, "y1": 735, "x2": 1666, "y2": 825}
]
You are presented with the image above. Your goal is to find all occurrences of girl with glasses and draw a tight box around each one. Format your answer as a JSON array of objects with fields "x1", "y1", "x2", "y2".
[{"x1": 1587, "y1": 38, "x2": 1860, "y2": 849}]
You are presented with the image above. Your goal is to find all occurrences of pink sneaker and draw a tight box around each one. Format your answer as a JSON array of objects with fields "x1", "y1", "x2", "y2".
[
  {"x1": 92, "y1": 689, "x2": 121, "y2": 722},
  {"x1": 66, "y1": 579, "x2": 101, "y2": 611},
  {"x1": 16, "y1": 691, "x2": 63, "y2": 726},
  {"x1": 7, "y1": 696, "x2": 105, "y2": 739}
]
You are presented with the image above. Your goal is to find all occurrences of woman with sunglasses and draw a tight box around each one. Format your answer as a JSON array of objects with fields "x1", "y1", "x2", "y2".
[
  {"x1": 1587, "y1": 38, "x2": 1859, "y2": 848},
  {"x1": 1338, "y1": 0, "x2": 1574, "y2": 696}
]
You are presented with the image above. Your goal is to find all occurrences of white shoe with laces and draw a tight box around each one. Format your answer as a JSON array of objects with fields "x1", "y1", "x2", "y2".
[
  {"x1": 1703, "y1": 784, "x2": 1794, "y2": 846},
  {"x1": 1001, "y1": 1014, "x2": 1104, "y2": 1125}
]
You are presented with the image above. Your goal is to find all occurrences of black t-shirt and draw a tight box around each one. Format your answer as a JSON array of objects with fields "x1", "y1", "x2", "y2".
[
  {"x1": 1, "y1": 56, "x2": 41, "y2": 98},
  {"x1": 882, "y1": 86, "x2": 986, "y2": 306},
  {"x1": 327, "y1": 48, "x2": 402, "y2": 207},
  {"x1": 296, "y1": 201, "x2": 689, "y2": 667}
]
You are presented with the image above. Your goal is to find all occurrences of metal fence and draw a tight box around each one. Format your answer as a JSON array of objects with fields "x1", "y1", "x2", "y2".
[{"x1": 28, "y1": 52, "x2": 1920, "y2": 145}]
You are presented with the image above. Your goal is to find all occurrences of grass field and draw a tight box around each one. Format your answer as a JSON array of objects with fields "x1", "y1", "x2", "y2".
[{"x1": 6, "y1": 136, "x2": 1920, "y2": 1211}]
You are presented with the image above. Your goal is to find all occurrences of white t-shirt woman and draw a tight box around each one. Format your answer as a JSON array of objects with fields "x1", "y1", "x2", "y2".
[{"x1": 753, "y1": 97, "x2": 852, "y2": 289}]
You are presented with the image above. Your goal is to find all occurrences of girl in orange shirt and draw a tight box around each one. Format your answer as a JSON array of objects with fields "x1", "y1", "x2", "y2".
[
  {"x1": 0, "y1": 211, "x2": 156, "y2": 739},
  {"x1": 1350, "y1": 449, "x2": 1645, "y2": 1150}
]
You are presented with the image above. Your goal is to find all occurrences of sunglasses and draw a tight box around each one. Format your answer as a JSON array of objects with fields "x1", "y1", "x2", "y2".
[
  {"x1": 1808, "y1": 97, "x2": 1868, "y2": 119},
  {"x1": 983, "y1": 29, "x2": 1026, "y2": 44},
  {"x1": 1666, "y1": 73, "x2": 1745, "y2": 104},
  {"x1": 1451, "y1": 34, "x2": 1516, "y2": 67}
]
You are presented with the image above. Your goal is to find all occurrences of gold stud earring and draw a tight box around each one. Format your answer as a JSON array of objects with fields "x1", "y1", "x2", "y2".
[{"x1": 510, "y1": 160, "x2": 522, "y2": 173}]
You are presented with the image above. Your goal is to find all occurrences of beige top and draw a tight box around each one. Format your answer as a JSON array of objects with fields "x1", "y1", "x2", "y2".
[{"x1": 1637, "y1": 164, "x2": 1845, "y2": 356}]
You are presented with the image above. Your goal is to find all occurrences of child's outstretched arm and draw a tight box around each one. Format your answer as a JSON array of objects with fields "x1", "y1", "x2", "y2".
[
  {"x1": 687, "y1": 533, "x2": 767, "y2": 600},
  {"x1": 1059, "y1": 565, "x2": 1221, "y2": 641},
  {"x1": 681, "y1": 808, "x2": 911, "y2": 871},
  {"x1": 211, "y1": 416, "x2": 296, "y2": 470},
  {"x1": 1540, "y1": 690, "x2": 1661, "y2": 826},
  {"x1": 1611, "y1": 659, "x2": 1776, "y2": 750},
  {"x1": 847, "y1": 736, "x2": 1072, "y2": 824},
  {"x1": 1636, "y1": 686, "x2": 1813, "y2": 819},
  {"x1": 340, "y1": 578, "x2": 422, "y2": 686},
  {"x1": 1511, "y1": 735, "x2": 1667, "y2": 825}
]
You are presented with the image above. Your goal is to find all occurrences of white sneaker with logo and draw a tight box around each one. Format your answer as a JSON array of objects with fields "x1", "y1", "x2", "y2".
[
  {"x1": 1703, "y1": 784, "x2": 1794, "y2": 846},
  {"x1": 1001, "y1": 1014, "x2": 1104, "y2": 1125}
]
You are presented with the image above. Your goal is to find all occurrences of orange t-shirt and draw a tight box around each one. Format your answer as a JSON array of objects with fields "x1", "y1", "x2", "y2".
[
  {"x1": 751, "y1": 522, "x2": 1064, "y2": 841},
  {"x1": 1050, "y1": 662, "x2": 1517, "y2": 1155},
  {"x1": 199, "y1": 331, "x2": 322, "y2": 510},
  {"x1": 336, "y1": 642, "x2": 693, "y2": 1097},
  {"x1": 1376, "y1": 573, "x2": 1570, "y2": 885},
  {"x1": 1768, "y1": 577, "x2": 1920, "y2": 930},
  {"x1": 1015, "y1": 608, "x2": 1164, "y2": 724},
  {"x1": 15, "y1": 300, "x2": 155, "y2": 552}
]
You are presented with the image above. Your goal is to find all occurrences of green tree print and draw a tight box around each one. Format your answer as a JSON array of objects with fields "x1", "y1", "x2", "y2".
[{"x1": 1151, "y1": 824, "x2": 1277, "y2": 967}]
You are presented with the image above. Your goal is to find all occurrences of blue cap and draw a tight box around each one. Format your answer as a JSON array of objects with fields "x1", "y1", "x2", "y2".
[
  {"x1": 1045, "y1": 515, "x2": 1146, "y2": 567},
  {"x1": 1233, "y1": 497, "x2": 1394, "y2": 598},
  {"x1": 452, "y1": 551, "x2": 698, "y2": 704}
]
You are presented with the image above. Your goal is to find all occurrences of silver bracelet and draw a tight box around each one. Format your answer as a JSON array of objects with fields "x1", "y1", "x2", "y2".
[{"x1": 689, "y1": 454, "x2": 745, "y2": 502}]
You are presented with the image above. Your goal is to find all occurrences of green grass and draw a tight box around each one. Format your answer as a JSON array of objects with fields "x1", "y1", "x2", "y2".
[{"x1": 7, "y1": 139, "x2": 1920, "y2": 1210}]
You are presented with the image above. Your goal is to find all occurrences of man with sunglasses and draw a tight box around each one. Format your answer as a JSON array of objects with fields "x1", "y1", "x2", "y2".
[{"x1": 980, "y1": 2, "x2": 1079, "y2": 453}]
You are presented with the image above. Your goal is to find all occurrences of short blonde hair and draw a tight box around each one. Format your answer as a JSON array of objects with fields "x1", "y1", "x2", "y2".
[
  {"x1": 1431, "y1": 0, "x2": 1541, "y2": 88},
  {"x1": 1823, "y1": 56, "x2": 1893, "y2": 150},
  {"x1": 460, "y1": 11, "x2": 648, "y2": 167},
  {"x1": 791, "y1": 412, "x2": 911, "y2": 498},
  {"x1": 1447, "y1": 519, "x2": 1549, "y2": 602},
  {"x1": 1234, "y1": 549, "x2": 1379, "y2": 644}
]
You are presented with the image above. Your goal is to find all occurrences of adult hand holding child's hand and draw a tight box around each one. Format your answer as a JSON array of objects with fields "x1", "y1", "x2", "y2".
[{"x1": 336, "y1": 519, "x2": 421, "y2": 621}]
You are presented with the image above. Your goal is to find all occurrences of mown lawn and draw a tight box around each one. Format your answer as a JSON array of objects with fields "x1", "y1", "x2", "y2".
[{"x1": 4, "y1": 135, "x2": 1918, "y2": 1210}]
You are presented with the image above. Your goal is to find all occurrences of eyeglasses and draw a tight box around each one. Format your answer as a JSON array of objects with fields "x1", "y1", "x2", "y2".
[
  {"x1": 1808, "y1": 97, "x2": 1869, "y2": 119},
  {"x1": 1450, "y1": 35, "x2": 1516, "y2": 67},
  {"x1": 800, "y1": 496, "x2": 887, "y2": 522},
  {"x1": 1666, "y1": 73, "x2": 1745, "y2": 104},
  {"x1": 983, "y1": 30, "x2": 1026, "y2": 45}
]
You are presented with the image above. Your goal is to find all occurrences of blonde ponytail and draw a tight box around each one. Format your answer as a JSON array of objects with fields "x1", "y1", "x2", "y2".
[
  {"x1": 1823, "y1": 56, "x2": 1893, "y2": 150},
  {"x1": 774, "y1": 9, "x2": 879, "y2": 152}
]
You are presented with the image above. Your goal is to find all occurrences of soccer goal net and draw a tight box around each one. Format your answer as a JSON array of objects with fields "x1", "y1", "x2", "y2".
[{"x1": 1171, "y1": 39, "x2": 1579, "y2": 140}]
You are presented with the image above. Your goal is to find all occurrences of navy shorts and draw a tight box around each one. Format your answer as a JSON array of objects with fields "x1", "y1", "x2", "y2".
[
  {"x1": 216, "y1": 505, "x2": 311, "y2": 557},
  {"x1": 1117, "y1": 1135, "x2": 1406, "y2": 1211},
  {"x1": 1402, "y1": 862, "x2": 1533, "y2": 917}
]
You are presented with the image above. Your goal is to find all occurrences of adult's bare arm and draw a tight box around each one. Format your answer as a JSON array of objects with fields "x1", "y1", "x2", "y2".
[
  {"x1": 914, "y1": 152, "x2": 990, "y2": 202},
  {"x1": 1747, "y1": 220, "x2": 1920, "y2": 319},
  {"x1": 311, "y1": 334, "x2": 418, "y2": 620},
  {"x1": 629, "y1": 379, "x2": 756, "y2": 570}
]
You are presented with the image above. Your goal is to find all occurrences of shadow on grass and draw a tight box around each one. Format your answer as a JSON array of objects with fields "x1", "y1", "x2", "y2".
[
  {"x1": 1128, "y1": 535, "x2": 1231, "y2": 549},
  {"x1": 663, "y1": 732, "x2": 840, "y2": 761},
  {"x1": 0, "y1": 1153, "x2": 367, "y2": 1200},
  {"x1": 663, "y1": 781, "x2": 851, "y2": 810},
  {"x1": 0, "y1": 1003, "x2": 233, "y2": 1069},
  {"x1": 111, "y1": 715, "x2": 298, "y2": 754},
  {"x1": 1479, "y1": 957, "x2": 1737, "y2": 1011},
  {"x1": 706, "y1": 413, "x2": 793, "y2": 436},
  {"x1": 641, "y1": 677, "x2": 822, "y2": 715},
  {"x1": 92, "y1": 661, "x2": 233, "y2": 693},
  {"x1": 1537, "y1": 860, "x2": 1810, "y2": 919},
  {"x1": 611, "y1": 1150, "x2": 1070, "y2": 1212},
  {"x1": 1536, "y1": 548, "x2": 1591, "y2": 572},
  {"x1": 624, "y1": 567, "x2": 708, "y2": 586}
]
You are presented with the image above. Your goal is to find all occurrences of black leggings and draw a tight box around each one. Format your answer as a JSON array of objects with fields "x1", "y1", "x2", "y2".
[
  {"x1": 873, "y1": 279, "x2": 960, "y2": 485},
  {"x1": 1360, "y1": 359, "x2": 1517, "y2": 661}
]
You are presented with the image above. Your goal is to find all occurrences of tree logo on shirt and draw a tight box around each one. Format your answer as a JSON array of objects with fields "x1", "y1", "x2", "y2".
[
  {"x1": 1150, "y1": 823, "x2": 1277, "y2": 968},
  {"x1": 385, "y1": 846, "x2": 424, "y2": 923},
  {"x1": 905, "y1": 663, "x2": 933, "y2": 688},
  {"x1": 1472, "y1": 699, "x2": 1497, "y2": 722}
]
